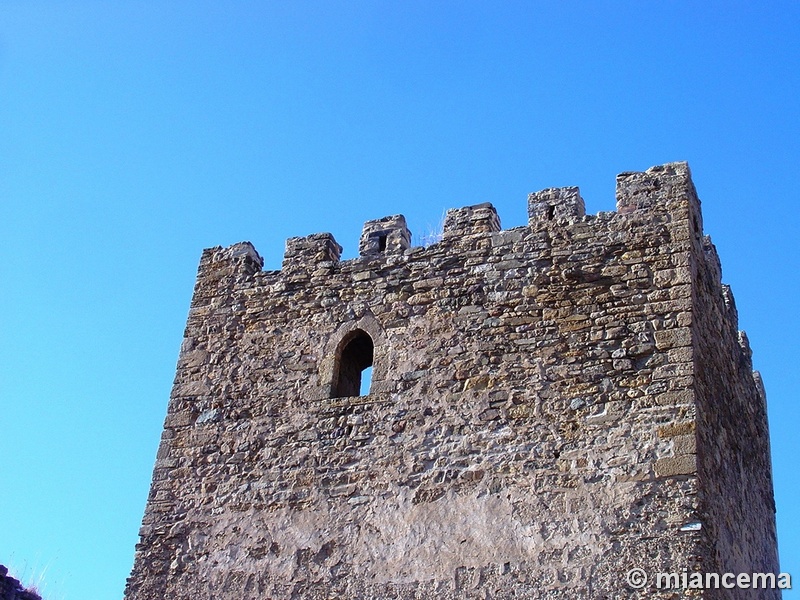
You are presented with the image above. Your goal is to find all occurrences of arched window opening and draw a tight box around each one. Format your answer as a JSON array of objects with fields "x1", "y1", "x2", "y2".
[{"x1": 332, "y1": 330, "x2": 374, "y2": 398}]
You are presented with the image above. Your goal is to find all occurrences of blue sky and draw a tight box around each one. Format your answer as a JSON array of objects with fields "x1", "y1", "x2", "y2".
[{"x1": 1, "y1": 2, "x2": 798, "y2": 598}]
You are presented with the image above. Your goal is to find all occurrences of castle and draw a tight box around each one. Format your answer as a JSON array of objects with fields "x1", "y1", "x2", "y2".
[{"x1": 125, "y1": 162, "x2": 780, "y2": 599}]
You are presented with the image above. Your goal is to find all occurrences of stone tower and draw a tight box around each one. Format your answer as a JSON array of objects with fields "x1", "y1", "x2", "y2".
[{"x1": 125, "y1": 163, "x2": 780, "y2": 599}]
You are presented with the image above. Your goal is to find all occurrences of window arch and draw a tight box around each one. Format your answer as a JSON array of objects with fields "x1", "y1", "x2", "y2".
[{"x1": 331, "y1": 329, "x2": 374, "y2": 398}]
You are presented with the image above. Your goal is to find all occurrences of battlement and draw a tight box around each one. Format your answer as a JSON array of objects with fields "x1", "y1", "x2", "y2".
[
  {"x1": 209, "y1": 162, "x2": 703, "y2": 284},
  {"x1": 359, "y1": 214, "x2": 411, "y2": 256},
  {"x1": 127, "y1": 162, "x2": 779, "y2": 600},
  {"x1": 443, "y1": 202, "x2": 501, "y2": 237}
]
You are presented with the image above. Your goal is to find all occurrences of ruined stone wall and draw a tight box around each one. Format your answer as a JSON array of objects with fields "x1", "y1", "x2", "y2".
[
  {"x1": 125, "y1": 162, "x2": 779, "y2": 599},
  {"x1": 0, "y1": 566, "x2": 41, "y2": 600}
]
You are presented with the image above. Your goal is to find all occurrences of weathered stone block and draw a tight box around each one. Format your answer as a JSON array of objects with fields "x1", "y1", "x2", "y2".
[{"x1": 655, "y1": 455, "x2": 697, "y2": 477}]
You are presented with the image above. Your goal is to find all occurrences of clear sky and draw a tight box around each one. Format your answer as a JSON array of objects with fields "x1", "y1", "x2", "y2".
[{"x1": 1, "y1": 2, "x2": 798, "y2": 598}]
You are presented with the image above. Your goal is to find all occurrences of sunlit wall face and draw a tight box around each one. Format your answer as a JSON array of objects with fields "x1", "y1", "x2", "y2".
[{"x1": 1, "y1": 3, "x2": 798, "y2": 599}]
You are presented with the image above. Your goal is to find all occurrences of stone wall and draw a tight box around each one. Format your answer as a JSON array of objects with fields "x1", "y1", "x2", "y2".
[
  {"x1": 692, "y1": 236, "x2": 780, "y2": 599},
  {"x1": 125, "y1": 162, "x2": 779, "y2": 599},
  {"x1": 0, "y1": 566, "x2": 41, "y2": 600}
]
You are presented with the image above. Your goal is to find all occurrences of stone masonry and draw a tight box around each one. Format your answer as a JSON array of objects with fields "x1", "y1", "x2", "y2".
[
  {"x1": 0, "y1": 566, "x2": 41, "y2": 600},
  {"x1": 125, "y1": 163, "x2": 780, "y2": 599}
]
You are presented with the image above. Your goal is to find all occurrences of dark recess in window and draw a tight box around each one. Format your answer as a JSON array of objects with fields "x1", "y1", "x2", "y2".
[{"x1": 332, "y1": 330, "x2": 374, "y2": 398}]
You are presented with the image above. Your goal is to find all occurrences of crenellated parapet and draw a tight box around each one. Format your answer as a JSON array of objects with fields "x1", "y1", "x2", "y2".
[
  {"x1": 212, "y1": 162, "x2": 708, "y2": 282},
  {"x1": 198, "y1": 163, "x2": 744, "y2": 347}
]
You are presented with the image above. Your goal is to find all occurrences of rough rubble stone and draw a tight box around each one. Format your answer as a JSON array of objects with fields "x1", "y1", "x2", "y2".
[
  {"x1": 0, "y1": 566, "x2": 41, "y2": 600},
  {"x1": 125, "y1": 162, "x2": 780, "y2": 600}
]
